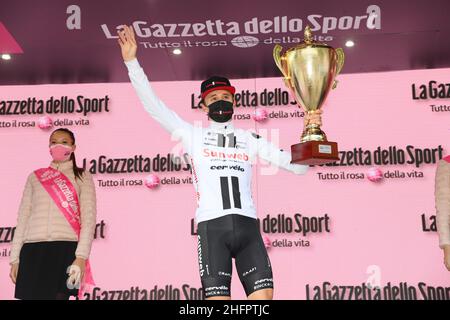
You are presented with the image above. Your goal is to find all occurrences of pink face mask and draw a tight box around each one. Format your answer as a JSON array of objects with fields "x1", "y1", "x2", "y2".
[{"x1": 49, "y1": 144, "x2": 73, "y2": 162}]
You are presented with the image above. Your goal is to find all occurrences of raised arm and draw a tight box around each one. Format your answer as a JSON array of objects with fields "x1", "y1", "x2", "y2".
[{"x1": 118, "y1": 25, "x2": 192, "y2": 136}]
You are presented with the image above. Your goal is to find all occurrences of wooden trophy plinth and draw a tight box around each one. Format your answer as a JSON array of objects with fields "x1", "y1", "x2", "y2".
[{"x1": 291, "y1": 140, "x2": 339, "y2": 165}]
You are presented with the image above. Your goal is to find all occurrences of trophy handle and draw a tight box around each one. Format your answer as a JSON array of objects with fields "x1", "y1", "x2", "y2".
[
  {"x1": 332, "y1": 48, "x2": 345, "y2": 89},
  {"x1": 335, "y1": 48, "x2": 345, "y2": 75},
  {"x1": 273, "y1": 45, "x2": 289, "y2": 79}
]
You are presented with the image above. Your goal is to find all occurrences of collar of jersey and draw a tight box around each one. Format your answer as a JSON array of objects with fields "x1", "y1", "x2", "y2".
[{"x1": 207, "y1": 120, "x2": 234, "y2": 131}]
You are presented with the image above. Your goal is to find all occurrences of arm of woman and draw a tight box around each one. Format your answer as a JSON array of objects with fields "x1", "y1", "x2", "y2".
[
  {"x1": 435, "y1": 159, "x2": 450, "y2": 271},
  {"x1": 73, "y1": 172, "x2": 97, "y2": 274},
  {"x1": 10, "y1": 174, "x2": 34, "y2": 283}
]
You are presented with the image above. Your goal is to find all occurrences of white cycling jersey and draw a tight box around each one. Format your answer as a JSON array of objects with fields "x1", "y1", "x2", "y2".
[{"x1": 125, "y1": 58, "x2": 309, "y2": 223}]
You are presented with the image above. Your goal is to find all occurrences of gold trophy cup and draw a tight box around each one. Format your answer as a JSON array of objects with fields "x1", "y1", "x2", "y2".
[{"x1": 273, "y1": 26, "x2": 344, "y2": 165}]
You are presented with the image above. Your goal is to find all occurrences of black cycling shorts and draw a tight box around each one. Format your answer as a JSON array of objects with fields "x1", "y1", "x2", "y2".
[{"x1": 196, "y1": 214, "x2": 273, "y2": 298}]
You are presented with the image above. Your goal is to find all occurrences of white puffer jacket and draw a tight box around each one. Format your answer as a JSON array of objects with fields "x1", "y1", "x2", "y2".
[{"x1": 10, "y1": 160, "x2": 97, "y2": 265}]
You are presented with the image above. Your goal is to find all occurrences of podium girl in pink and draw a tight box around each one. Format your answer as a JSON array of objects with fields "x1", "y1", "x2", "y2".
[
  {"x1": 9, "y1": 128, "x2": 96, "y2": 299},
  {"x1": 435, "y1": 155, "x2": 450, "y2": 271}
]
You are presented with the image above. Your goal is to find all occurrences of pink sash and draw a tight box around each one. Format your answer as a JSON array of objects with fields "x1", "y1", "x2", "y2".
[
  {"x1": 444, "y1": 155, "x2": 450, "y2": 163},
  {"x1": 34, "y1": 167, "x2": 95, "y2": 300}
]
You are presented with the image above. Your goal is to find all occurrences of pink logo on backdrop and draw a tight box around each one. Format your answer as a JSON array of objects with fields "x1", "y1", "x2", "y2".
[{"x1": 0, "y1": 21, "x2": 24, "y2": 54}]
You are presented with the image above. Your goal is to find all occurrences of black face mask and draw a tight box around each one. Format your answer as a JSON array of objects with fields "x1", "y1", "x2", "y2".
[{"x1": 207, "y1": 100, "x2": 234, "y2": 123}]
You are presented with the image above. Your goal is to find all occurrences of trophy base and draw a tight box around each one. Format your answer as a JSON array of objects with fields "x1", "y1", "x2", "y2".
[{"x1": 291, "y1": 141, "x2": 339, "y2": 165}]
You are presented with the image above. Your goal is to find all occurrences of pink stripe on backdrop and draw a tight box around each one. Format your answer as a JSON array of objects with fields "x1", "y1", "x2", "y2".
[{"x1": 0, "y1": 21, "x2": 24, "y2": 54}]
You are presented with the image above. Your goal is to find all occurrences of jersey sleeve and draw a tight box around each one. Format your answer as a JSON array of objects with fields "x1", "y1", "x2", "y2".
[
  {"x1": 124, "y1": 58, "x2": 193, "y2": 142},
  {"x1": 249, "y1": 131, "x2": 309, "y2": 175}
]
